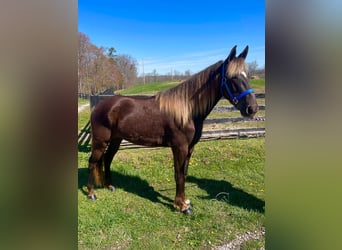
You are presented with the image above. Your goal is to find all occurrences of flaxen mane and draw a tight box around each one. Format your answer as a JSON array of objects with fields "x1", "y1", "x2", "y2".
[
  {"x1": 155, "y1": 58, "x2": 248, "y2": 126},
  {"x1": 155, "y1": 61, "x2": 221, "y2": 126}
]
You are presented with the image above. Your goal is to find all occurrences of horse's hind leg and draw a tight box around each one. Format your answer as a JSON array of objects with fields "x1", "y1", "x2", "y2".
[
  {"x1": 104, "y1": 138, "x2": 122, "y2": 192},
  {"x1": 87, "y1": 140, "x2": 107, "y2": 200}
]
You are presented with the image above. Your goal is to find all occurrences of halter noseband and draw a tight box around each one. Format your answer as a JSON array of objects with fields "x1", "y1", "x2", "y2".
[{"x1": 220, "y1": 62, "x2": 254, "y2": 105}]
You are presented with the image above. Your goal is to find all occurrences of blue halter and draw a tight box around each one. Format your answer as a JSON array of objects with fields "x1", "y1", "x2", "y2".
[{"x1": 220, "y1": 62, "x2": 254, "y2": 105}]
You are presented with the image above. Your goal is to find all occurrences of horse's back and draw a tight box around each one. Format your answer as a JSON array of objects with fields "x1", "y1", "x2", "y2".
[
  {"x1": 91, "y1": 95, "x2": 159, "y2": 136},
  {"x1": 92, "y1": 95, "x2": 148, "y2": 124}
]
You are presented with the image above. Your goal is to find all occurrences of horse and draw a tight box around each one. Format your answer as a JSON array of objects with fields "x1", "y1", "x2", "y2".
[{"x1": 86, "y1": 45, "x2": 258, "y2": 214}]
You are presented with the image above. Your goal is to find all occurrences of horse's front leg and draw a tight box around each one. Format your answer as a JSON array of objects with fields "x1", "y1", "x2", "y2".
[
  {"x1": 103, "y1": 139, "x2": 122, "y2": 192},
  {"x1": 172, "y1": 145, "x2": 192, "y2": 214}
]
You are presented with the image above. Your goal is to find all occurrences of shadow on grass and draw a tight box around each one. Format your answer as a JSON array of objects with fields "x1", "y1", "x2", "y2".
[
  {"x1": 78, "y1": 168, "x2": 174, "y2": 209},
  {"x1": 187, "y1": 176, "x2": 265, "y2": 213},
  {"x1": 78, "y1": 122, "x2": 264, "y2": 213},
  {"x1": 78, "y1": 167, "x2": 264, "y2": 213}
]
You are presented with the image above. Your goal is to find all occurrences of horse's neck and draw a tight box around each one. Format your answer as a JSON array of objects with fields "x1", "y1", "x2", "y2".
[
  {"x1": 195, "y1": 79, "x2": 222, "y2": 121},
  {"x1": 203, "y1": 93, "x2": 221, "y2": 120}
]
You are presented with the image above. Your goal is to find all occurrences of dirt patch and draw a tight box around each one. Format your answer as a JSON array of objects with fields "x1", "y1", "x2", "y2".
[{"x1": 214, "y1": 228, "x2": 265, "y2": 250}]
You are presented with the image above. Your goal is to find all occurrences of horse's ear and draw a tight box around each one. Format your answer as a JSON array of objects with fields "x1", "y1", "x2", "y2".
[
  {"x1": 238, "y1": 45, "x2": 249, "y2": 59},
  {"x1": 226, "y1": 45, "x2": 237, "y2": 62}
]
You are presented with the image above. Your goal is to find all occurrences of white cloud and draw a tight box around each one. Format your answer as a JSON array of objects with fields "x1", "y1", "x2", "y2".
[
  {"x1": 138, "y1": 46, "x2": 265, "y2": 75},
  {"x1": 138, "y1": 48, "x2": 227, "y2": 75}
]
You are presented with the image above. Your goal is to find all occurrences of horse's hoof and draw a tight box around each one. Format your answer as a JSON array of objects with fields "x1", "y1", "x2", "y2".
[
  {"x1": 108, "y1": 185, "x2": 115, "y2": 192},
  {"x1": 182, "y1": 207, "x2": 193, "y2": 215},
  {"x1": 182, "y1": 204, "x2": 192, "y2": 215},
  {"x1": 88, "y1": 194, "x2": 97, "y2": 200}
]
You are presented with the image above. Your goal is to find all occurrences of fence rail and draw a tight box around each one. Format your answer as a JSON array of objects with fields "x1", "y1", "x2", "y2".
[
  {"x1": 89, "y1": 93, "x2": 266, "y2": 110},
  {"x1": 116, "y1": 127, "x2": 265, "y2": 150},
  {"x1": 78, "y1": 92, "x2": 266, "y2": 151},
  {"x1": 78, "y1": 117, "x2": 265, "y2": 151}
]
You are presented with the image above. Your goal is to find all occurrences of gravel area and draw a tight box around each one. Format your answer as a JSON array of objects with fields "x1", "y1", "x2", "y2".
[
  {"x1": 212, "y1": 105, "x2": 265, "y2": 113},
  {"x1": 214, "y1": 228, "x2": 265, "y2": 250}
]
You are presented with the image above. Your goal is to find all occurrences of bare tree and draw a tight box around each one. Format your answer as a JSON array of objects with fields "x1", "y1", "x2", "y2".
[
  {"x1": 78, "y1": 32, "x2": 93, "y2": 94},
  {"x1": 152, "y1": 69, "x2": 158, "y2": 82},
  {"x1": 247, "y1": 60, "x2": 259, "y2": 76},
  {"x1": 115, "y1": 54, "x2": 138, "y2": 88},
  {"x1": 78, "y1": 32, "x2": 130, "y2": 94}
]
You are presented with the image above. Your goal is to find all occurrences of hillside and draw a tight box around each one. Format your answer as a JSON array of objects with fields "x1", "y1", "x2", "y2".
[{"x1": 116, "y1": 79, "x2": 265, "y2": 95}]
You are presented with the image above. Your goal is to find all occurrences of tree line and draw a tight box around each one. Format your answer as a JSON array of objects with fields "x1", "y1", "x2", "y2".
[
  {"x1": 77, "y1": 32, "x2": 191, "y2": 95},
  {"x1": 136, "y1": 62, "x2": 265, "y2": 84},
  {"x1": 78, "y1": 32, "x2": 138, "y2": 95},
  {"x1": 78, "y1": 32, "x2": 264, "y2": 95}
]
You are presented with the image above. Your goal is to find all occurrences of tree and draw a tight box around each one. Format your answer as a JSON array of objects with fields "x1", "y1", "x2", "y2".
[
  {"x1": 247, "y1": 60, "x2": 259, "y2": 76},
  {"x1": 91, "y1": 46, "x2": 123, "y2": 93},
  {"x1": 152, "y1": 69, "x2": 158, "y2": 82},
  {"x1": 173, "y1": 70, "x2": 181, "y2": 81},
  {"x1": 78, "y1": 32, "x2": 92, "y2": 94},
  {"x1": 107, "y1": 47, "x2": 116, "y2": 59},
  {"x1": 78, "y1": 32, "x2": 125, "y2": 94},
  {"x1": 115, "y1": 54, "x2": 138, "y2": 88}
]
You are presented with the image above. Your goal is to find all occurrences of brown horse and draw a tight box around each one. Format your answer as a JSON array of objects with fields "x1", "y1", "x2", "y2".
[{"x1": 87, "y1": 45, "x2": 258, "y2": 214}]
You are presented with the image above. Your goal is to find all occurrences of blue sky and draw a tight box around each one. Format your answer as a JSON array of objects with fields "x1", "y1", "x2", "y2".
[{"x1": 78, "y1": 1, "x2": 265, "y2": 76}]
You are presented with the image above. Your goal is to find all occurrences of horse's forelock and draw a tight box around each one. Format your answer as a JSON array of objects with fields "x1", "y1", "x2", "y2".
[{"x1": 227, "y1": 58, "x2": 248, "y2": 78}]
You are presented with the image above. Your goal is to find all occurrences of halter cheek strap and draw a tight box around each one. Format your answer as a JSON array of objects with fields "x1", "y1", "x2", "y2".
[{"x1": 220, "y1": 62, "x2": 254, "y2": 105}]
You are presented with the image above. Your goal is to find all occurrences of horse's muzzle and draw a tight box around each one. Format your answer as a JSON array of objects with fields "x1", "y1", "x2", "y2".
[{"x1": 246, "y1": 104, "x2": 259, "y2": 117}]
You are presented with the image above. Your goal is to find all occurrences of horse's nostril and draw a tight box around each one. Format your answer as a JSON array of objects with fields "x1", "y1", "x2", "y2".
[{"x1": 246, "y1": 105, "x2": 258, "y2": 115}]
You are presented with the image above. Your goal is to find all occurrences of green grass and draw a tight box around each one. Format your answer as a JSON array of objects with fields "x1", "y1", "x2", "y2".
[
  {"x1": 117, "y1": 81, "x2": 181, "y2": 95},
  {"x1": 78, "y1": 107, "x2": 90, "y2": 132},
  {"x1": 78, "y1": 98, "x2": 89, "y2": 105},
  {"x1": 249, "y1": 79, "x2": 265, "y2": 94},
  {"x1": 78, "y1": 139, "x2": 265, "y2": 249},
  {"x1": 116, "y1": 78, "x2": 265, "y2": 96},
  {"x1": 250, "y1": 78, "x2": 265, "y2": 87}
]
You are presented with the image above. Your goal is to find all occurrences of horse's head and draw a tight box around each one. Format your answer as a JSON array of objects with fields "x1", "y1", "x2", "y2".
[{"x1": 221, "y1": 45, "x2": 259, "y2": 118}]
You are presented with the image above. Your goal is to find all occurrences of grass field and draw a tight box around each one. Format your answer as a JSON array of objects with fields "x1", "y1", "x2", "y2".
[
  {"x1": 78, "y1": 98, "x2": 90, "y2": 105},
  {"x1": 117, "y1": 79, "x2": 265, "y2": 96},
  {"x1": 116, "y1": 81, "x2": 181, "y2": 95},
  {"x1": 78, "y1": 139, "x2": 265, "y2": 249},
  {"x1": 78, "y1": 79, "x2": 265, "y2": 249}
]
